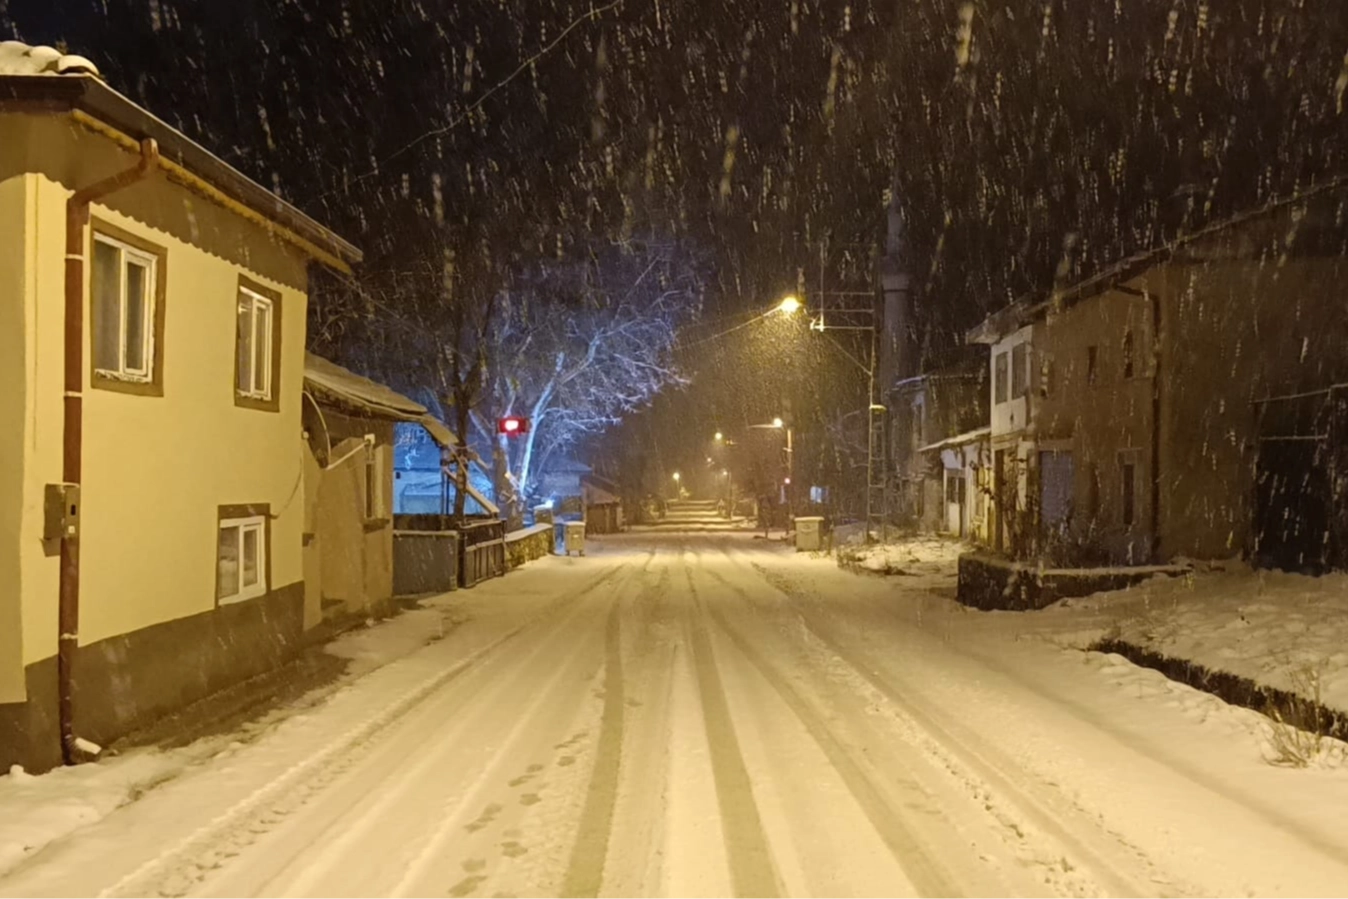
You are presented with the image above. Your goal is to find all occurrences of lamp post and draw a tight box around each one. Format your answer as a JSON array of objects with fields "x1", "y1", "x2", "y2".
[
  {"x1": 749, "y1": 418, "x2": 794, "y2": 529},
  {"x1": 778, "y1": 277, "x2": 885, "y2": 542}
]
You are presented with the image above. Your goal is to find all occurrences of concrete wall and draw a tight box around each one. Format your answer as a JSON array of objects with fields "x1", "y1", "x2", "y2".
[
  {"x1": 1034, "y1": 280, "x2": 1157, "y2": 563},
  {"x1": 1160, "y1": 238, "x2": 1348, "y2": 561},
  {"x1": 0, "y1": 112, "x2": 315, "y2": 767},
  {"x1": 304, "y1": 407, "x2": 396, "y2": 618},
  {"x1": 0, "y1": 172, "x2": 30, "y2": 703}
]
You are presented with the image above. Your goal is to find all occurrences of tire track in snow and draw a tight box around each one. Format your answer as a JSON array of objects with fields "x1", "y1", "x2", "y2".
[
  {"x1": 699, "y1": 588, "x2": 961, "y2": 899},
  {"x1": 261, "y1": 574, "x2": 624, "y2": 897},
  {"x1": 738, "y1": 558, "x2": 1175, "y2": 898},
  {"x1": 683, "y1": 567, "x2": 782, "y2": 899},
  {"x1": 561, "y1": 592, "x2": 626, "y2": 897},
  {"x1": 99, "y1": 563, "x2": 629, "y2": 899},
  {"x1": 386, "y1": 594, "x2": 616, "y2": 898},
  {"x1": 597, "y1": 564, "x2": 679, "y2": 896}
]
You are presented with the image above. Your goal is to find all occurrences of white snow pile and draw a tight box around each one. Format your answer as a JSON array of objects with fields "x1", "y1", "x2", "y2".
[
  {"x1": 0, "y1": 41, "x2": 100, "y2": 77},
  {"x1": 840, "y1": 536, "x2": 971, "y2": 579},
  {"x1": 1034, "y1": 562, "x2": 1348, "y2": 713},
  {"x1": 0, "y1": 753, "x2": 187, "y2": 878}
]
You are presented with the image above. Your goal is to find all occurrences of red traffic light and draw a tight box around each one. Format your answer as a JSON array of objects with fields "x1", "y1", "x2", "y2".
[{"x1": 498, "y1": 416, "x2": 529, "y2": 436}]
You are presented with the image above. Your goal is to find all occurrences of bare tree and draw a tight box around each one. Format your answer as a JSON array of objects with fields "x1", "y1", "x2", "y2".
[
  {"x1": 466, "y1": 236, "x2": 703, "y2": 514},
  {"x1": 311, "y1": 242, "x2": 501, "y2": 524}
]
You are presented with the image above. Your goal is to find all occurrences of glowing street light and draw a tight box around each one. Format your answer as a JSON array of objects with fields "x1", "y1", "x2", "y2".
[{"x1": 777, "y1": 295, "x2": 802, "y2": 316}]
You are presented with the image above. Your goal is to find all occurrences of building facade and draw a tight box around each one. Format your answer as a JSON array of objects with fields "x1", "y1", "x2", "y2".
[
  {"x1": 968, "y1": 183, "x2": 1348, "y2": 569},
  {"x1": 0, "y1": 47, "x2": 360, "y2": 769}
]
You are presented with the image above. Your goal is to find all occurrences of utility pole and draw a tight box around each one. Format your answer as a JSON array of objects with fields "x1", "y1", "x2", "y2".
[{"x1": 808, "y1": 239, "x2": 887, "y2": 543}]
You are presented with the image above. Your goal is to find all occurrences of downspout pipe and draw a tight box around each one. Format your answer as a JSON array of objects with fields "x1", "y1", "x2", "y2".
[
  {"x1": 1150, "y1": 285, "x2": 1163, "y2": 565},
  {"x1": 60, "y1": 137, "x2": 159, "y2": 765}
]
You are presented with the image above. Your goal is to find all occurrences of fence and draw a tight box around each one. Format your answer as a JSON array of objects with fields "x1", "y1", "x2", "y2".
[
  {"x1": 459, "y1": 518, "x2": 507, "y2": 588},
  {"x1": 392, "y1": 529, "x2": 459, "y2": 596}
]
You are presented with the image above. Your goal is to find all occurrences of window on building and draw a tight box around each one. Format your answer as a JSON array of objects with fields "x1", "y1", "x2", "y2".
[
  {"x1": 218, "y1": 512, "x2": 267, "y2": 604},
  {"x1": 994, "y1": 352, "x2": 1009, "y2": 403},
  {"x1": 92, "y1": 232, "x2": 157, "y2": 383},
  {"x1": 1087, "y1": 345, "x2": 1099, "y2": 385},
  {"x1": 236, "y1": 285, "x2": 275, "y2": 401},
  {"x1": 1121, "y1": 460, "x2": 1136, "y2": 526},
  {"x1": 1012, "y1": 343, "x2": 1028, "y2": 398},
  {"x1": 1122, "y1": 329, "x2": 1135, "y2": 378}
]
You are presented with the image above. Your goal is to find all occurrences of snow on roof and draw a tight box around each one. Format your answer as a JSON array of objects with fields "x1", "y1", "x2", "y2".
[
  {"x1": 0, "y1": 41, "x2": 100, "y2": 77},
  {"x1": 919, "y1": 426, "x2": 991, "y2": 454},
  {"x1": 304, "y1": 353, "x2": 428, "y2": 421}
]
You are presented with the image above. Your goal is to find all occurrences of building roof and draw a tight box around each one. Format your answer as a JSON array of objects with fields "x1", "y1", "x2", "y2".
[
  {"x1": 304, "y1": 352, "x2": 466, "y2": 451},
  {"x1": 918, "y1": 426, "x2": 991, "y2": 454},
  {"x1": 0, "y1": 42, "x2": 361, "y2": 273},
  {"x1": 891, "y1": 348, "x2": 986, "y2": 394},
  {"x1": 966, "y1": 176, "x2": 1348, "y2": 345}
]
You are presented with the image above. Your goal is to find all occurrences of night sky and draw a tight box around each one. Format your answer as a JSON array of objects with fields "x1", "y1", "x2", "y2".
[
  {"x1": 7, "y1": 0, "x2": 1346, "y2": 326},
  {"x1": 6, "y1": 0, "x2": 1348, "y2": 491}
]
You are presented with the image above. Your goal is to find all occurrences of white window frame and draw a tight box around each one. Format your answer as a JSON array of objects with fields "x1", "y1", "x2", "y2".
[
  {"x1": 92, "y1": 233, "x2": 156, "y2": 382},
  {"x1": 236, "y1": 286, "x2": 275, "y2": 400},
  {"x1": 218, "y1": 515, "x2": 267, "y2": 605}
]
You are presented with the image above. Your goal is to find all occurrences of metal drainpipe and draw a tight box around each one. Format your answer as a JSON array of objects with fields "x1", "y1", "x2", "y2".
[
  {"x1": 59, "y1": 137, "x2": 160, "y2": 765},
  {"x1": 1150, "y1": 284, "x2": 1163, "y2": 565}
]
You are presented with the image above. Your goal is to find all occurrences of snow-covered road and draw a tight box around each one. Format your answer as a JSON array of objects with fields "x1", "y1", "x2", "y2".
[{"x1": 6, "y1": 534, "x2": 1348, "y2": 897}]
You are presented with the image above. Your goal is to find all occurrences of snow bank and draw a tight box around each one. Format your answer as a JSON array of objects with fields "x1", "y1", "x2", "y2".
[
  {"x1": 839, "y1": 537, "x2": 971, "y2": 582},
  {"x1": 1032, "y1": 563, "x2": 1348, "y2": 713},
  {"x1": 0, "y1": 753, "x2": 190, "y2": 878}
]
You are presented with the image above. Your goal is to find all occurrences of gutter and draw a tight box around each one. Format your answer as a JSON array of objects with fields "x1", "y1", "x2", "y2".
[
  {"x1": 70, "y1": 110, "x2": 353, "y2": 274},
  {"x1": 58, "y1": 136, "x2": 160, "y2": 765}
]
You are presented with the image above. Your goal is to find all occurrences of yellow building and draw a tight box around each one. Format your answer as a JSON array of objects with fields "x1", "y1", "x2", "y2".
[{"x1": 0, "y1": 43, "x2": 360, "y2": 771}]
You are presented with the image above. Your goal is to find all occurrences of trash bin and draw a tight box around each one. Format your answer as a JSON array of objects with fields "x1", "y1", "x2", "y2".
[
  {"x1": 563, "y1": 520, "x2": 587, "y2": 556},
  {"x1": 794, "y1": 516, "x2": 824, "y2": 552}
]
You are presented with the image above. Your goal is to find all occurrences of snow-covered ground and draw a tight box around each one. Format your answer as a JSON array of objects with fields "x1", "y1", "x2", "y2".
[
  {"x1": 1023, "y1": 561, "x2": 1348, "y2": 714},
  {"x1": 837, "y1": 535, "x2": 971, "y2": 580},
  {"x1": 4, "y1": 535, "x2": 1348, "y2": 897},
  {"x1": 0, "y1": 589, "x2": 470, "y2": 881}
]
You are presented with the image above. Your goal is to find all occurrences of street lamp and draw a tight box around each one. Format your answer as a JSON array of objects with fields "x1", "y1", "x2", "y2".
[{"x1": 777, "y1": 295, "x2": 802, "y2": 316}]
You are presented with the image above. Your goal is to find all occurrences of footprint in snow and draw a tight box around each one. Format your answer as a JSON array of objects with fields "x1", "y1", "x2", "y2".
[{"x1": 448, "y1": 874, "x2": 487, "y2": 897}]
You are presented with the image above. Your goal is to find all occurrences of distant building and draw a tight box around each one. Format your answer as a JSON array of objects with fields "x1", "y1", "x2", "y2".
[
  {"x1": 889, "y1": 351, "x2": 989, "y2": 537},
  {"x1": 0, "y1": 44, "x2": 360, "y2": 770},
  {"x1": 968, "y1": 180, "x2": 1348, "y2": 570}
]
